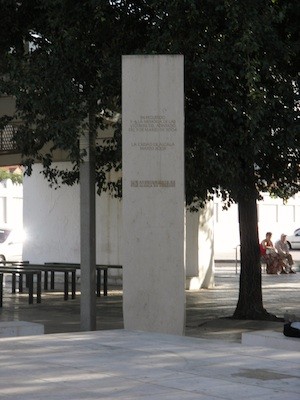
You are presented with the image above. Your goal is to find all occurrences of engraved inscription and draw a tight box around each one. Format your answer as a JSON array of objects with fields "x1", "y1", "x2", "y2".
[
  {"x1": 129, "y1": 115, "x2": 177, "y2": 133},
  {"x1": 131, "y1": 142, "x2": 175, "y2": 151},
  {"x1": 131, "y1": 180, "x2": 175, "y2": 188}
]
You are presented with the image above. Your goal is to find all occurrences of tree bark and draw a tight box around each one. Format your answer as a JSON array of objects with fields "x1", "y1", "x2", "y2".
[{"x1": 233, "y1": 192, "x2": 278, "y2": 320}]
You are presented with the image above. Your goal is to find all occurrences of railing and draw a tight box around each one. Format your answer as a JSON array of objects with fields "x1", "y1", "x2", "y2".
[
  {"x1": 0, "y1": 125, "x2": 19, "y2": 154},
  {"x1": 234, "y1": 244, "x2": 268, "y2": 274},
  {"x1": 235, "y1": 244, "x2": 241, "y2": 274}
]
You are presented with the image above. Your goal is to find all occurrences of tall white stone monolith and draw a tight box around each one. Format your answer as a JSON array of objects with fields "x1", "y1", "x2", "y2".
[{"x1": 122, "y1": 55, "x2": 185, "y2": 335}]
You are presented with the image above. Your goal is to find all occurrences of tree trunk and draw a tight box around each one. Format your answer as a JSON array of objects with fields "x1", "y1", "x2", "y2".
[{"x1": 232, "y1": 193, "x2": 278, "y2": 320}]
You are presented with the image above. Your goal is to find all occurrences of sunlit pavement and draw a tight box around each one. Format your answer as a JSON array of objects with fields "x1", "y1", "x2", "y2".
[
  {"x1": 0, "y1": 256, "x2": 299, "y2": 399},
  {"x1": 0, "y1": 329, "x2": 299, "y2": 399}
]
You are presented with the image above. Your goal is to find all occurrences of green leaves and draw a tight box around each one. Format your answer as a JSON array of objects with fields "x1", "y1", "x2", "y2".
[
  {"x1": 0, "y1": 0, "x2": 298, "y2": 204},
  {"x1": 0, "y1": 169, "x2": 23, "y2": 184},
  {"x1": 151, "y1": 0, "x2": 300, "y2": 205},
  {"x1": 0, "y1": 0, "x2": 133, "y2": 196}
]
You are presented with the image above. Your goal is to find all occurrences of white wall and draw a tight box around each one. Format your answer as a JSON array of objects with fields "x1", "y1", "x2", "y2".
[
  {"x1": 0, "y1": 178, "x2": 23, "y2": 228},
  {"x1": 23, "y1": 163, "x2": 122, "y2": 268},
  {"x1": 186, "y1": 203, "x2": 214, "y2": 289},
  {"x1": 24, "y1": 163, "x2": 300, "y2": 278},
  {"x1": 214, "y1": 193, "x2": 300, "y2": 259},
  {"x1": 23, "y1": 163, "x2": 214, "y2": 289}
]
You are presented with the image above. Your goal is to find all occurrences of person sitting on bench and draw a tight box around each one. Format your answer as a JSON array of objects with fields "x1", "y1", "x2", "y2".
[
  {"x1": 260, "y1": 232, "x2": 285, "y2": 274},
  {"x1": 275, "y1": 234, "x2": 296, "y2": 274}
]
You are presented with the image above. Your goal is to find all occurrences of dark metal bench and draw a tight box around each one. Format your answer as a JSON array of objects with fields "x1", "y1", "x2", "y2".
[
  {"x1": 45, "y1": 262, "x2": 122, "y2": 297},
  {"x1": 1, "y1": 262, "x2": 76, "y2": 301},
  {"x1": 44, "y1": 263, "x2": 80, "y2": 296},
  {"x1": 96, "y1": 265, "x2": 122, "y2": 297},
  {"x1": 25, "y1": 264, "x2": 76, "y2": 300},
  {"x1": 0, "y1": 266, "x2": 41, "y2": 305}
]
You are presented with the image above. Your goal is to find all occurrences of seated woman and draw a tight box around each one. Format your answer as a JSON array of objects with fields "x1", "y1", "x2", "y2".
[{"x1": 260, "y1": 232, "x2": 286, "y2": 274}]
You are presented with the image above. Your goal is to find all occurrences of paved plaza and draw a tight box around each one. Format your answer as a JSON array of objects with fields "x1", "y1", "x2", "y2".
[
  {"x1": 0, "y1": 257, "x2": 299, "y2": 399},
  {"x1": 1, "y1": 260, "x2": 299, "y2": 341},
  {"x1": 0, "y1": 329, "x2": 299, "y2": 400}
]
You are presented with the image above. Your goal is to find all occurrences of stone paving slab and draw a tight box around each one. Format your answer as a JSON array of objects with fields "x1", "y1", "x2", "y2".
[
  {"x1": 242, "y1": 329, "x2": 300, "y2": 351},
  {"x1": 0, "y1": 320, "x2": 44, "y2": 337},
  {"x1": 0, "y1": 330, "x2": 299, "y2": 400}
]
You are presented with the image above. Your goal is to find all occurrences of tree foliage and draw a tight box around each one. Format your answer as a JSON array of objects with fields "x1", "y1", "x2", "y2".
[
  {"x1": 2, "y1": 1, "x2": 298, "y2": 201},
  {"x1": 0, "y1": 0, "x2": 151, "y2": 195},
  {"x1": 0, "y1": 168, "x2": 22, "y2": 184},
  {"x1": 149, "y1": 0, "x2": 299, "y2": 319},
  {"x1": 144, "y1": 0, "x2": 300, "y2": 319},
  {"x1": 145, "y1": 0, "x2": 300, "y2": 206}
]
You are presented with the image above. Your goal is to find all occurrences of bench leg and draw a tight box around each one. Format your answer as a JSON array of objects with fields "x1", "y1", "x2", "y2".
[
  {"x1": 19, "y1": 273, "x2": 23, "y2": 293},
  {"x1": 44, "y1": 271, "x2": 48, "y2": 290},
  {"x1": 71, "y1": 271, "x2": 76, "y2": 299},
  {"x1": 104, "y1": 269, "x2": 108, "y2": 296},
  {"x1": 12, "y1": 272, "x2": 16, "y2": 294},
  {"x1": 28, "y1": 273, "x2": 33, "y2": 304},
  {"x1": 51, "y1": 271, "x2": 55, "y2": 290},
  {"x1": 64, "y1": 272, "x2": 68, "y2": 300},
  {"x1": 37, "y1": 271, "x2": 42, "y2": 303},
  {"x1": 97, "y1": 269, "x2": 101, "y2": 297},
  {"x1": 0, "y1": 274, "x2": 3, "y2": 307}
]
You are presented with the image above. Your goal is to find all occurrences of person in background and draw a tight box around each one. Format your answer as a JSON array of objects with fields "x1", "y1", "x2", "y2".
[
  {"x1": 260, "y1": 232, "x2": 285, "y2": 274},
  {"x1": 275, "y1": 234, "x2": 296, "y2": 274}
]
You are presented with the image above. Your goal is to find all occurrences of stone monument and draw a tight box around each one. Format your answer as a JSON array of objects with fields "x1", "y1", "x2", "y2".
[{"x1": 122, "y1": 55, "x2": 185, "y2": 335}]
